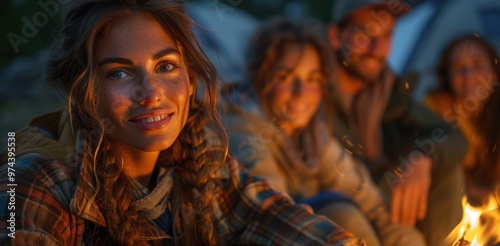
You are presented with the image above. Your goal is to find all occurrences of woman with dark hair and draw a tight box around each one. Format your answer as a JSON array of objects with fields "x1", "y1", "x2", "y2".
[
  {"x1": 426, "y1": 35, "x2": 500, "y2": 202},
  {"x1": 0, "y1": 1, "x2": 364, "y2": 245},
  {"x1": 223, "y1": 17, "x2": 425, "y2": 246}
]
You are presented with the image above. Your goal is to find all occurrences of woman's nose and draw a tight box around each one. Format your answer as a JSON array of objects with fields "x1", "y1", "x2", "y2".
[
  {"x1": 135, "y1": 75, "x2": 163, "y2": 106},
  {"x1": 292, "y1": 78, "x2": 305, "y2": 95}
]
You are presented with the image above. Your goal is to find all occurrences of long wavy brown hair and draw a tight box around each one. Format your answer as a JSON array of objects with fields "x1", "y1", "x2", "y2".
[
  {"x1": 245, "y1": 17, "x2": 333, "y2": 108},
  {"x1": 244, "y1": 17, "x2": 334, "y2": 137},
  {"x1": 243, "y1": 17, "x2": 334, "y2": 169},
  {"x1": 476, "y1": 87, "x2": 500, "y2": 187},
  {"x1": 435, "y1": 35, "x2": 500, "y2": 188},
  {"x1": 47, "y1": 0, "x2": 226, "y2": 245}
]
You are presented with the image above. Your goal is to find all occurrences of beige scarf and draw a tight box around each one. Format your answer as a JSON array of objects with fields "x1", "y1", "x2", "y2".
[{"x1": 334, "y1": 69, "x2": 395, "y2": 164}]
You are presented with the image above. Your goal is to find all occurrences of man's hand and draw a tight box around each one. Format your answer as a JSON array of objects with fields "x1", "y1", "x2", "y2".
[{"x1": 391, "y1": 155, "x2": 432, "y2": 226}]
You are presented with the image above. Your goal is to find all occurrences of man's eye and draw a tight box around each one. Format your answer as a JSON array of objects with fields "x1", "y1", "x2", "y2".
[{"x1": 107, "y1": 70, "x2": 130, "y2": 80}]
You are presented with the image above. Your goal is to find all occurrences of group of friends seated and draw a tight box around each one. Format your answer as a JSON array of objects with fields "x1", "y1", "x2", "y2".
[{"x1": 1, "y1": 0, "x2": 499, "y2": 245}]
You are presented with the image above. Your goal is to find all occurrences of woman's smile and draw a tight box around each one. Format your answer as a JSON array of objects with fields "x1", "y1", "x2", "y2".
[{"x1": 129, "y1": 111, "x2": 174, "y2": 131}]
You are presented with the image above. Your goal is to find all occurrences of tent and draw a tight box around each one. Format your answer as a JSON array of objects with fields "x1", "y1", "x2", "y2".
[{"x1": 388, "y1": 0, "x2": 500, "y2": 99}]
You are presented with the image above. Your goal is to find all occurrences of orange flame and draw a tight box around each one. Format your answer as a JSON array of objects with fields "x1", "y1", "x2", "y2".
[{"x1": 446, "y1": 194, "x2": 500, "y2": 245}]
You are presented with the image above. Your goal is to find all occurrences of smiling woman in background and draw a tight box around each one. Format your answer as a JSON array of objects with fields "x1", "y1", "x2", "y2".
[
  {"x1": 425, "y1": 35, "x2": 500, "y2": 204},
  {"x1": 222, "y1": 17, "x2": 425, "y2": 246},
  {"x1": 0, "y1": 1, "x2": 364, "y2": 245}
]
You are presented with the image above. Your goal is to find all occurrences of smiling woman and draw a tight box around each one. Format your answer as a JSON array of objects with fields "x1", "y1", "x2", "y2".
[
  {"x1": 95, "y1": 14, "x2": 194, "y2": 183},
  {"x1": 425, "y1": 35, "x2": 500, "y2": 203},
  {"x1": 0, "y1": 0, "x2": 364, "y2": 245}
]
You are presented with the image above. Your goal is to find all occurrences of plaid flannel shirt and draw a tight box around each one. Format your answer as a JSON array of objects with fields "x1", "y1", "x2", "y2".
[{"x1": 0, "y1": 122, "x2": 362, "y2": 245}]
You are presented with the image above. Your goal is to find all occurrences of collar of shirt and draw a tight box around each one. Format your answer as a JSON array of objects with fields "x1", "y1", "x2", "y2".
[{"x1": 69, "y1": 130, "x2": 230, "y2": 235}]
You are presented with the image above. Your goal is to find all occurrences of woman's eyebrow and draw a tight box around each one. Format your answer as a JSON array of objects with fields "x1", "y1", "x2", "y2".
[
  {"x1": 97, "y1": 47, "x2": 180, "y2": 67},
  {"x1": 153, "y1": 47, "x2": 180, "y2": 60},
  {"x1": 273, "y1": 66, "x2": 293, "y2": 71},
  {"x1": 98, "y1": 57, "x2": 133, "y2": 67}
]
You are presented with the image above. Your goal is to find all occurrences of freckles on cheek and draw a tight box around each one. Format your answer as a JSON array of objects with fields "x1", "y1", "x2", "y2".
[
  {"x1": 450, "y1": 79, "x2": 461, "y2": 92},
  {"x1": 167, "y1": 76, "x2": 192, "y2": 102},
  {"x1": 266, "y1": 90, "x2": 278, "y2": 105},
  {"x1": 110, "y1": 100, "x2": 129, "y2": 113},
  {"x1": 100, "y1": 90, "x2": 130, "y2": 118},
  {"x1": 311, "y1": 87, "x2": 323, "y2": 96}
]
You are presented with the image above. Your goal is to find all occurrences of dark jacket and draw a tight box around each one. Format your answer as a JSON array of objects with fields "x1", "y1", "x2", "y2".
[{"x1": 330, "y1": 72, "x2": 468, "y2": 183}]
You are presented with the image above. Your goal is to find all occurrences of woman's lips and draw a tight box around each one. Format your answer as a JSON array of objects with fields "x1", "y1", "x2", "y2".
[{"x1": 129, "y1": 113, "x2": 173, "y2": 131}]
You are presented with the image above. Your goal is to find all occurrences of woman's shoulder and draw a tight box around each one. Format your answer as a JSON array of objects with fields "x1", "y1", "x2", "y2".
[
  {"x1": 3, "y1": 152, "x2": 71, "y2": 174},
  {"x1": 1, "y1": 153, "x2": 77, "y2": 205}
]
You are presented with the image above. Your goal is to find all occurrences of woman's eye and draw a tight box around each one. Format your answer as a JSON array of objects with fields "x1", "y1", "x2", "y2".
[
  {"x1": 309, "y1": 74, "x2": 324, "y2": 84},
  {"x1": 274, "y1": 72, "x2": 291, "y2": 83},
  {"x1": 309, "y1": 78, "x2": 323, "y2": 85},
  {"x1": 107, "y1": 70, "x2": 131, "y2": 80},
  {"x1": 157, "y1": 62, "x2": 176, "y2": 73},
  {"x1": 277, "y1": 75, "x2": 288, "y2": 82}
]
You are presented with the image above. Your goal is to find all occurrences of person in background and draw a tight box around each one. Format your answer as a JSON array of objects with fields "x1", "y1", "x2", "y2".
[
  {"x1": 223, "y1": 17, "x2": 425, "y2": 246},
  {"x1": 327, "y1": 0, "x2": 468, "y2": 245},
  {"x1": 0, "y1": 1, "x2": 365, "y2": 245},
  {"x1": 426, "y1": 35, "x2": 500, "y2": 204}
]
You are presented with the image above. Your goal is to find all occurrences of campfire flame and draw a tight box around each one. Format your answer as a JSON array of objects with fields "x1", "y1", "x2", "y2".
[{"x1": 447, "y1": 194, "x2": 500, "y2": 246}]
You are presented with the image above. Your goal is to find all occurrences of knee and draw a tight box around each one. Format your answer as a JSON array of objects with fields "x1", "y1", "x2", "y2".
[
  {"x1": 315, "y1": 202, "x2": 368, "y2": 228},
  {"x1": 316, "y1": 202, "x2": 381, "y2": 246}
]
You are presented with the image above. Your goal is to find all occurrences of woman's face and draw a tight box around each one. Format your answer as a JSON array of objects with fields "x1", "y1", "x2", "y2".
[
  {"x1": 266, "y1": 44, "x2": 324, "y2": 135},
  {"x1": 94, "y1": 13, "x2": 193, "y2": 152},
  {"x1": 448, "y1": 41, "x2": 497, "y2": 102}
]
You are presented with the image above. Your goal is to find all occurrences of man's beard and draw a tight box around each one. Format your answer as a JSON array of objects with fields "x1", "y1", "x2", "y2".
[{"x1": 335, "y1": 50, "x2": 385, "y2": 86}]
